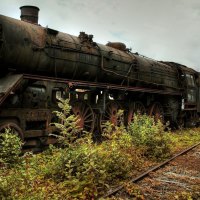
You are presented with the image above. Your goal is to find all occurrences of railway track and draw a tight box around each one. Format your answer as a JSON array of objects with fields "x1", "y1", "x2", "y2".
[{"x1": 101, "y1": 141, "x2": 200, "y2": 199}]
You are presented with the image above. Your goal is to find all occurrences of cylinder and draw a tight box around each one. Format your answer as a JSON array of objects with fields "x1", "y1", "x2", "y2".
[{"x1": 20, "y1": 6, "x2": 40, "y2": 24}]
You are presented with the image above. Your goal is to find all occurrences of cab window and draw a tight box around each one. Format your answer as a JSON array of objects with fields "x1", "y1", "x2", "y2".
[
  {"x1": 52, "y1": 88, "x2": 64, "y2": 103},
  {"x1": 52, "y1": 87, "x2": 68, "y2": 103},
  {"x1": 186, "y1": 74, "x2": 195, "y2": 86},
  {"x1": 187, "y1": 89, "x2": 196, "y2": 103}
]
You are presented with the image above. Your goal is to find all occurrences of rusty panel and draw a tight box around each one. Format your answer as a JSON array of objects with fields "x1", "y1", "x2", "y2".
[
  {"x1": 23, "y1": 139, "x2": 38, "y2": 147},
  {"x1": 24, "y1": 130, "x2": 46, "y2": 138},
  {"x1": 0, "y1": 15, "x2": 47, "y2": 72},
  {"x1": 4, "y1": 15, "x2": 45, "y2": 47},
  {"x1": 0, "y1": 74, "x2": 23, "y2": 105},
  {"x1": 45, "y1": 137, "x2": 57, "y2": 145},
  {"x1": 98, "y1": 43, "x2": 133, "y2": 62},
  {"x1": 0, "y1": 74, "x2": 22, "y2": 93},
  {"x1": 0, "y1": 14, "x2": 180, "y2": 90},
  {"x1": 20, "y1": 6, "x2": 39, "y2": 24},
  {"x1": 162, "y1": 61, "x2": 196, "y2": 74}
]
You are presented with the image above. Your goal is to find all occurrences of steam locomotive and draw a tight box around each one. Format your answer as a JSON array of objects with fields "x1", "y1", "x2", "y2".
[{"x1": 0, "y1": 6, "x2": 199, "y2": 150}]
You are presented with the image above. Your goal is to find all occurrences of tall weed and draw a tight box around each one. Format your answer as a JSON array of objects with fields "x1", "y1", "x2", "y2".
[
  {"x1": 52, "y1": 98, "x2": 81, "y2": 146},
  {"x1": 43, "y1": 103, "x2": 141, "y2": 198},
  {"x1": 128, "y1": 114, "x2": 172, "y2": 160},
  {"x1": 0, "y1": 129, "x2": 22, "y2": 166}
]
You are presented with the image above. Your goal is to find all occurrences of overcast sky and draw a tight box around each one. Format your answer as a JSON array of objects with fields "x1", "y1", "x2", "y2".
[{"x1": 1, "y1": 0, "x2": 200, "y2": 70}]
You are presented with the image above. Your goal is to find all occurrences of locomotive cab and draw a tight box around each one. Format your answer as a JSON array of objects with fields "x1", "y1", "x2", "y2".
[
  {"x1": 179, "y1": 67, "x2": 199, "y2": 126},
  {"x1": 196, "y1": 73, "x2": 200, "y2": 113},
  {"x1": 185, "y1": 73, "x2": 197, "y2": 104},
  {"x1": 180, "y1": 69, "x2": 197, "y2": 110}
]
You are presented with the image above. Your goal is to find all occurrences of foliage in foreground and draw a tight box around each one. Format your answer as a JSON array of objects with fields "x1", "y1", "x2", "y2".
[
  {"x1": 52, "y1": 98, "x2": 81, "y2": 146},
  {"x1": 169, "y1": 128, "x2": 200, "y2": 152},
  {"x1": 0, "y1": 100, "x2": 141, "y2": 199},
  {"x1": 0, "y1": 99, "x2": 200, "y2": 199},
  {"x1": 0, "y1": 132, "x2": 140, "y2": 199},
  {"x1": 0, "y1": 129, "x2": 22, "y2": 166},
  {"x1": 128, "y1": 114, "x2": 172, "y2": 160}
]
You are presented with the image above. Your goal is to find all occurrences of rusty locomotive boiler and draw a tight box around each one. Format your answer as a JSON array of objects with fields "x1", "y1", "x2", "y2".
[
  {"x1": 0, "y1": 6, "x2": 200, "y2": 150},
  {"x1": 0, "y1": 9, "x2": 178, "y2": 88}
]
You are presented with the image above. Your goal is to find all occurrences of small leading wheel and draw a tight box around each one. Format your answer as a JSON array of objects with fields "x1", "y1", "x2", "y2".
[
  {"x1": 0, "y1": 122, "x2": 24, "y2": 140},
  {"x1": 71, "y1": 100, "x2": 95, "y2": 133},
  {"x1": 126, "y1": 101, "x2": 146, "y2": 125},
  {"x1": 98, "y1": 101, "x2": 123, "y2": 133},
  {"x1": 148, "y1": 102, "x2": 164, "y2": 123}
]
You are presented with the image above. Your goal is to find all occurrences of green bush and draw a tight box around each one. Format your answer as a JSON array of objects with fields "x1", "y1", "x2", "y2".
[
  {"x1": 0, "y1": 129, "x2": 22, "y2": 166},
  {"x1": 42, "y1": 102, "x2": 140, "y2": 198},
  {"x1": 52, "y1": 98, "x2": 81, "y2": 146},
  {"x1": 42, "y1": 131, "x2": 138, "y2": 198},
  {"x1": 0, "y1": 100, "x2": 199, "y2": 199},
  {"x1": 128, "y1": 114, "x2": 172, "y2": 160},
  {"x1": 0, "y1": 148, "x2": 82, "y2": 199},
  {"x1": 0, "y1": 100, "x2": 171, "y2": 199}
]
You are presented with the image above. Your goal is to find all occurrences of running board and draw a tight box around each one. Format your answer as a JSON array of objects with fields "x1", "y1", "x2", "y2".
[{"x1": 0, "y1": 74, "x2": 23, "y2": 106}]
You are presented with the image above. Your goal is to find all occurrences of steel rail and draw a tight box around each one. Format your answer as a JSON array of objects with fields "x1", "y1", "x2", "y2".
[{"x1": 101, "y1": 141, "x2": 200, "y2": 199}]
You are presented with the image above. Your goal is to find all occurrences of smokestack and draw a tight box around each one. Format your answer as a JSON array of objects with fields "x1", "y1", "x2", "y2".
[{"x1": 20, "y1": 6, "x2": 40, "y2": 24}]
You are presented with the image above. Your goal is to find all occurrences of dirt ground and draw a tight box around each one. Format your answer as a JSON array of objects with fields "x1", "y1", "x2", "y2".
[
  {"x1": 136, "y1": 145, "x2": 200, "y2": 199},
  {"x1": 112, "y1": 145, "x2": 200, "y2": 200}
]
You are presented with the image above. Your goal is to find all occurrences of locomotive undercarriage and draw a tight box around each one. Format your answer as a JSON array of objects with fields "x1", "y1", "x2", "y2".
[{"x1": 1, "y1": 75, "x2": 198, "y2": 151}]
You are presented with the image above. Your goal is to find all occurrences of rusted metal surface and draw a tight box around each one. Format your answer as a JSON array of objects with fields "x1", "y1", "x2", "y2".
[
  {"x1": 24, "y1": 130, "x2": 48, "y2": 138},
  {"x1": 148, "y1": 102, "x2": 164, "y2": 122},
  {"x1": 106, "y1": 42, "x2": 127, "y2": 51},
  {"x1": 0, "y1": 15, "x2": 46, "y2": 71},
  {"x1": 161, "y1": 61, "x2": 197, "y2": 74},
  {"x1": 100, "y1": 101, "x2": 121, "y2": 127},
  {"x1": 0, "y1": 14, "x2": 180, "y2": 90},
  {"x1": 126, "y1": 101, "x2": 146, "y2": 125},
  {"x1": 25, "y1": 110, "x2": 50, "y2": 121},
  {"x1": 20, "y1": 6, "x2": 40, "y2": 24},
  {"x1": 0, "y1": 74, "x2": 22, "y2": 93},
  {"x1": 0, "y1": 122, "x2": 24, "y2": 139},
  {"x1": 71, "y1": 100, "x2": 95, "y2": 133},
  {"x1": 0, "y1": 74, "x2": 23, "y2": 106},
  {"x1": 23, "y1": 74, "x2": 182, "y2": 96},
  {"x1": 24, "y1": 139, "x2": 38, "y2": 147}
]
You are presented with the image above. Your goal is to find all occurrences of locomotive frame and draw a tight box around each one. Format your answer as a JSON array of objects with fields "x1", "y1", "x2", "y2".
[{"x1": 0, "y1": 6, "x2": 200, "y2": 150}]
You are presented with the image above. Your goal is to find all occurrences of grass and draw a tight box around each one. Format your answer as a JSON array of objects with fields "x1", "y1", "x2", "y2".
[
  {"x1": 169, "y1": 128, "x2": 200, "y2": 153},
  {"x1": 0, "y1": 107, "x2": 200, "y2": 199}
]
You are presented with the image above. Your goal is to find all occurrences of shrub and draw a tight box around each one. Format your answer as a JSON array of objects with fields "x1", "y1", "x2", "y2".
[
  {"x1": 0, "y1": 128, "x2": 22, "y2": 166},
  {"x1": 128, "y1": 114, "x2": 172, "y2": 160},
  {"x1": 52, "y1": 98, "x2": 81, "y2": 146},
  {"x1": 43, "y1": 102, "x2": 141, "y2": 198},
  {"x1": 43, "y1": 131, "x2": 139, "y2": 198}
]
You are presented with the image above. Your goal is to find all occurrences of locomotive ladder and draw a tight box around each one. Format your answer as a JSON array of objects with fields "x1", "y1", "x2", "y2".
[{"x1": 0, "y1": 74, "x2": 23, "y2": 106}]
